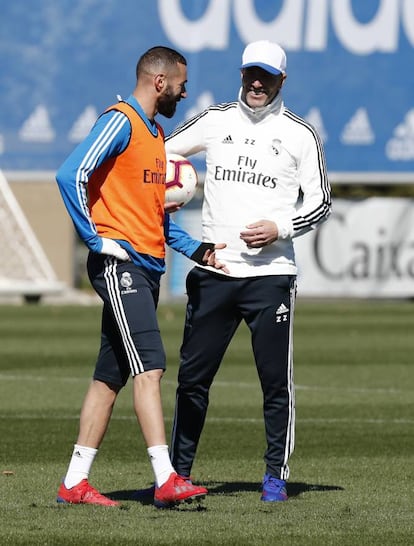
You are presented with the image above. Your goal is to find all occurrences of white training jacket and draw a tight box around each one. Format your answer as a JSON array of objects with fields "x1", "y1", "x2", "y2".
[{"x1": 165, "y1": 90, "x2": 331, "y2": 278}]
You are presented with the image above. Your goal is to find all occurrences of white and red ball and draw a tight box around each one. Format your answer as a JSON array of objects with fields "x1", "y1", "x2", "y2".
[{"x1": 165, "y1": 153, "x2": 198, "y2": 206}]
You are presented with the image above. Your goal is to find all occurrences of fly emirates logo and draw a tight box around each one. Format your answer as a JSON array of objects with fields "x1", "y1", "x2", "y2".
[
  {"x1": 214, "y1": 155, "x2": 277, "y2": 189},
  {"x1": 143, "y1": 157, "x2": 166, "y2": 185},
  {"x1": 158, "y1": 0, "x2": 414, "y2": 55}
]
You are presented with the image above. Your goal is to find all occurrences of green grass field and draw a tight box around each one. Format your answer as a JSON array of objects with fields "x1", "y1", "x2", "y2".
[{"x1": 1, "y1": 299, "x2": 413, "y2": 545}]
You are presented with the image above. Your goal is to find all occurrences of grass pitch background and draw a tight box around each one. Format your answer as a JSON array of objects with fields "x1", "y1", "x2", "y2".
[{"x1": 0, "y1": 299, "x2": 413, "y2": 545}]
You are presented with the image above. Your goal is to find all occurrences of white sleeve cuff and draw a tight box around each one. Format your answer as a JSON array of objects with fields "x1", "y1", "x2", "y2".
[{"x1": 276, "y1": 218, "x2": 294, "y2": 240}]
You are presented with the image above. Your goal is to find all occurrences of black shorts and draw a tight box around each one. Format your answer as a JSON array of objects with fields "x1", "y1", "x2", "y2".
[{"x1": 87, "y1": 253, "x2": 166, "y2": 386}]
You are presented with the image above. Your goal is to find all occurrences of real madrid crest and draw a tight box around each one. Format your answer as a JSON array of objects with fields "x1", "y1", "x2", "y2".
[
  {"x1": 120, "y1": 271, "x2": 137, "y2": 294},
  {"x1": 120, "y1": 272, "x2": 133, "y2": 289},
  {"x1": 270, "y1": 138, "x2": 282, "y2": 156}
]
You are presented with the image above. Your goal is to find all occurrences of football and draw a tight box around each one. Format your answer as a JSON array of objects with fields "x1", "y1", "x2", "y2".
[{"x1": 165, "y1": 153, "x2": 198, "y2": 206}]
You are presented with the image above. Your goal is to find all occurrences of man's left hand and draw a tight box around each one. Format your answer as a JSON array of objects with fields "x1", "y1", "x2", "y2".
[
  {"x1": 240, "y1": 220, "x2": 278, "y2": 248},
  {"x1": 191, "y1": 242, "x2": 229, "y2": 273},
  {"x1": 202, "y1": 243, "x2": 229, "y2": 273}
]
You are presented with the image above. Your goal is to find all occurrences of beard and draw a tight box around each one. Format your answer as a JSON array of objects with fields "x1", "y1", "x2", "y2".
[{"x1": 158, "y1": 86, "x2": 181, "y2": 118}]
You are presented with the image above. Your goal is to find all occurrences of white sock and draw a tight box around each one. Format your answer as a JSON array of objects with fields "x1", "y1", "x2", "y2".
[
  {"x1": 63, "y1": 444, "x2": 98, "y2": 489},
  {"x1": 147, "y1": 445, "x2": 174, "y2": 487}
]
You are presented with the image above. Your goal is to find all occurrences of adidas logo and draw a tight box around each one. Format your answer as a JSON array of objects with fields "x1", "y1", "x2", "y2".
[
  {"x1": 176, "y1": 485, "x2": 193, "y2": 493},
  {"x1": 19, "y1": 105, "x2": 55, "y2": 143},
  {"x1": 386, "y1": 108, "x2": 414, "y2": 160},
  {"x1": 276, "y1": 303, "x2": 289, "y2": 315},
  {"x1": 68, "y1": 105, "x2": 98, "y2": 143},
  {"x1": 222, "y1": 134, "x2": 233, "y2": 144},
  {"x1": 340, "y1": 107, "x2": 374, "y2": 145},
  {"x1": 276, "y1": 303, "x2": 289, "y2": 323}
]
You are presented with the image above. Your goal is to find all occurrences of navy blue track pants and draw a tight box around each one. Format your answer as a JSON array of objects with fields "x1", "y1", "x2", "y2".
[{"x1": 171, "y1": 267, "x2": 296, "y2": 480}]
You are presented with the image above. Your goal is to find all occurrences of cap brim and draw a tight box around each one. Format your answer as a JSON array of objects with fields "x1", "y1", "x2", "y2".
[{"x1": 241, "y1": 62, "x2": 282, "y2": 75}]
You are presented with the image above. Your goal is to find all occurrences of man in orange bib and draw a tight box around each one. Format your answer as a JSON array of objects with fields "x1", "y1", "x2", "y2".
[{"x1": 56, "y1": 46, "x2": 227, "y2": 509}]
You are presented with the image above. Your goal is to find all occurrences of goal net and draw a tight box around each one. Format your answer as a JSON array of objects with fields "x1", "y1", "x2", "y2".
[{"x1": 0, "y1": 170, "x2": 64, "y2": 300}]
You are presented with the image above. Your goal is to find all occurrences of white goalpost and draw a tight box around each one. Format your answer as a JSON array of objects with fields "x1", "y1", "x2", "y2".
[{"x1": 0, "y1": 169, "x2": 64, "y2": 302}]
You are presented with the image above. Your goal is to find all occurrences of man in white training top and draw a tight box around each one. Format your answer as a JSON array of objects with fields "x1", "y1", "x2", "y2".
[{"x1": 165, "y1": 40, "x2": 331, "y2": 502}]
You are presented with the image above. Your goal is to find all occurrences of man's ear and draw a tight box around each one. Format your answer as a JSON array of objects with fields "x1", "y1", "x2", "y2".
[{"x1": 154, "y1": 73, "x2": 165, "y2": 92}]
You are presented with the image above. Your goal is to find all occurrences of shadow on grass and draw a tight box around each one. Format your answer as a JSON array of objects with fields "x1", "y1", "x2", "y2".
[
  {"x1": 107, "y1": 481, "x2": 344, "y2": 505},
  {"x1": 205, "y1": 481, "x2": 344, "y2": 498},
  {"x1": 106, "y1": 485, "x2": 207, "y2": 511}
]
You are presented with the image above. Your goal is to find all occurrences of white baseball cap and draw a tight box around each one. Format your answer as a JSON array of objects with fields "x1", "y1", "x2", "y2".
[{"x1": 241, "y1": 40, "x2": 287, "y2": 75}]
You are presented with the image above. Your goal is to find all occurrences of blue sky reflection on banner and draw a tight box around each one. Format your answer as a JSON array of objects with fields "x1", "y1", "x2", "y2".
[{"x1": 0, "y1": 0, "x2": 413, "y2": 173}]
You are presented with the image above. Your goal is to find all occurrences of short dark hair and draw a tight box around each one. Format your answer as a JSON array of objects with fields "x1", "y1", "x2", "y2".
[{"x1": 136, "y1": 46, "x2": 187, "y2": 79}]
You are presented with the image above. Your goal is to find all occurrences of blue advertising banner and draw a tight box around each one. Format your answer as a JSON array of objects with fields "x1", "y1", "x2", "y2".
[{"x1": 1, "y1": 0, "x2": 414, "y2": 174}]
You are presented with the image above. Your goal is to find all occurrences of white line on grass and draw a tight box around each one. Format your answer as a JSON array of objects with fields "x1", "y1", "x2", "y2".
[
  {"x1": 0, "y1": 373, "x2": 409, "y2": 395},
  {"x1": 1, "y1": 414, "x2": 413, "y2": 425}
]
